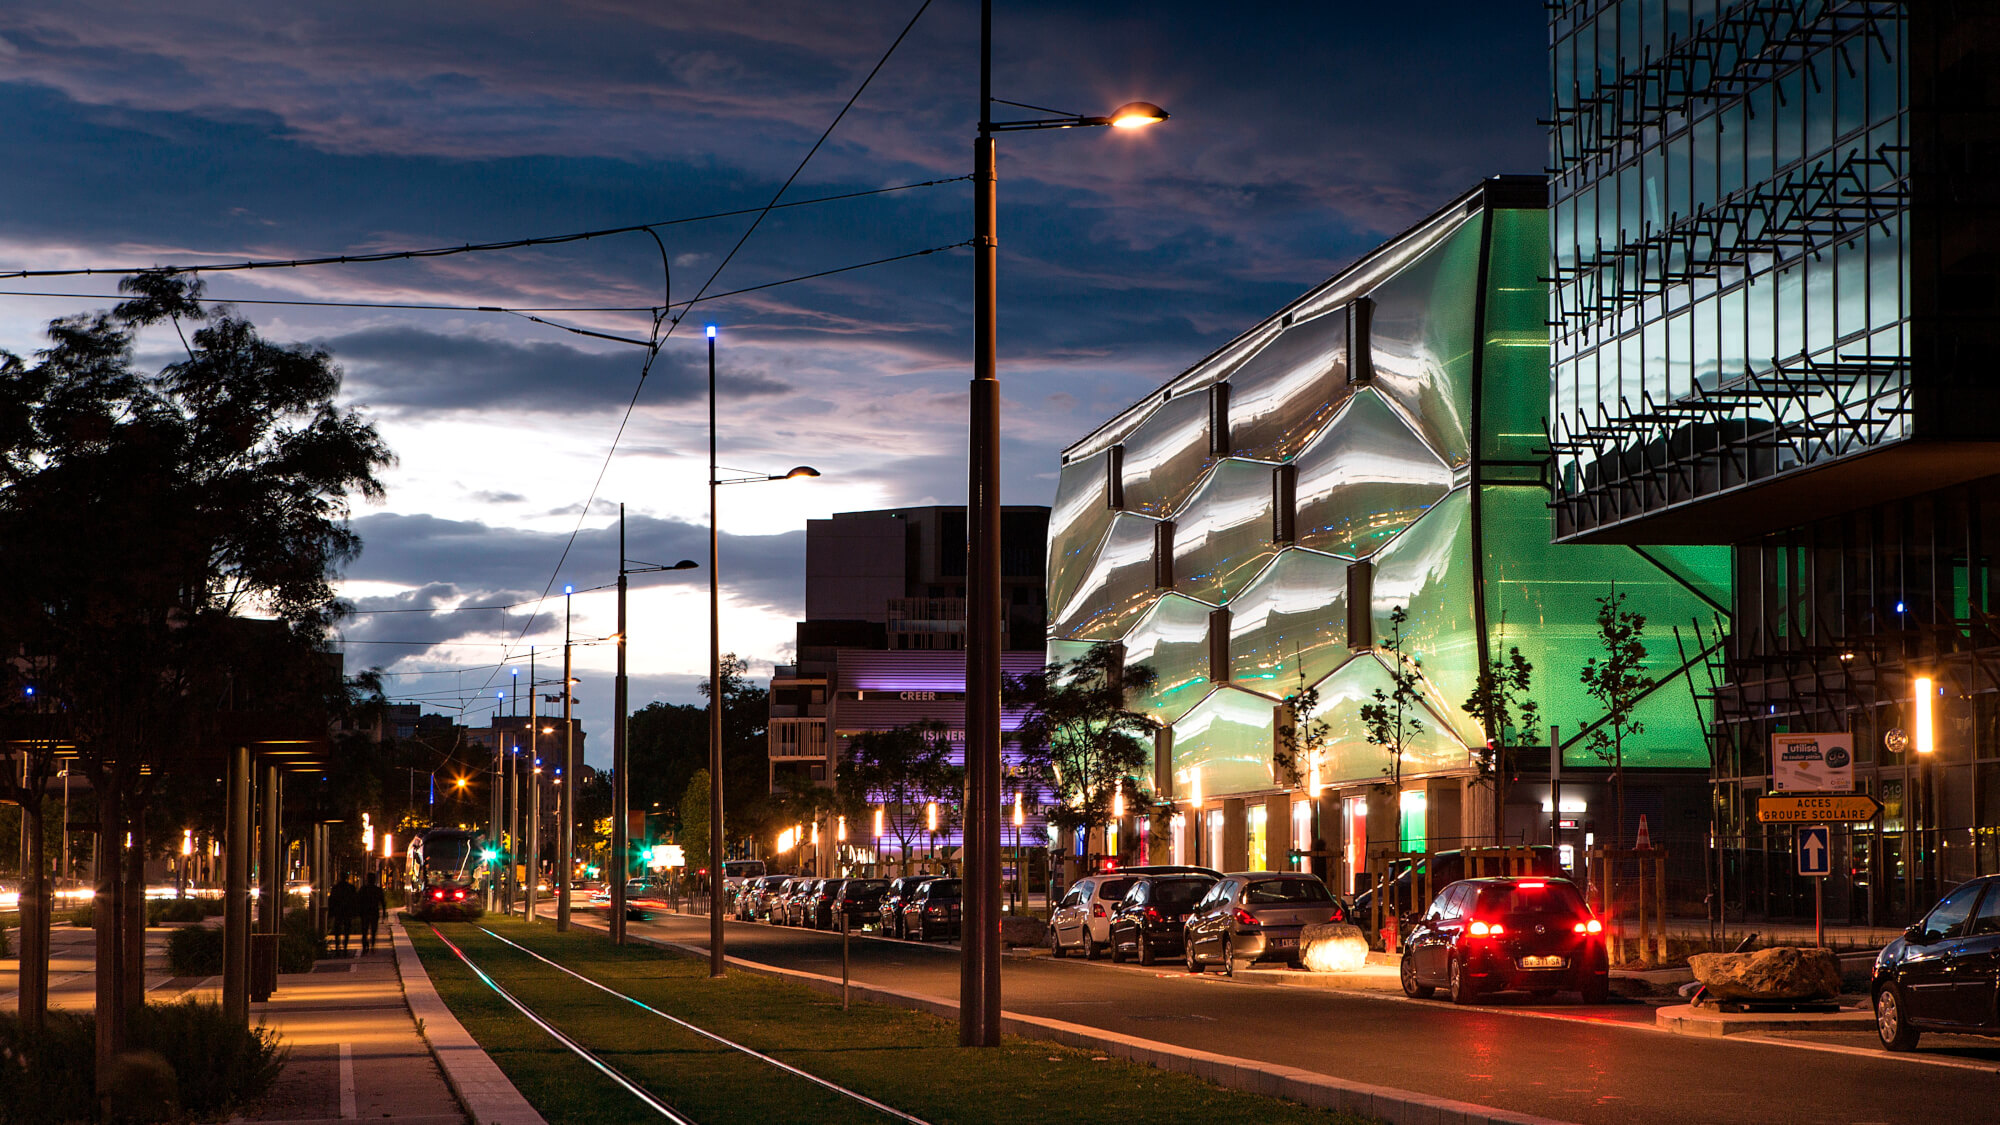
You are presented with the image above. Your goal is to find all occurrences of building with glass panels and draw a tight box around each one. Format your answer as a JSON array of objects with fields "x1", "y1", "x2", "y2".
[
  {"x1": 1546, "y1": 2, "x2": 2000, "y2": 924},
  {"x1": 1047, "y1": 177, "x2": 1729, "y2": 893}
]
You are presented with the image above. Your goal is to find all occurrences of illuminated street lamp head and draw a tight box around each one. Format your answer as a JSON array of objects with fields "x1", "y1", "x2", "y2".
[
  {"x1": 564, "y1": 584, "x2": 573, "y2": 595},
  {"x1": 1107, "y1": 101, "x2": 1169, "y2": 129},
  {"x1": 705, "y1": 324, "x2": 717, "y2": 339},
  {"x1": 782, "y1": 466, "x2": 820, "y2": 480},
  {"x1": 453, "y1": 776, "x2": 469, "y2": 790}
]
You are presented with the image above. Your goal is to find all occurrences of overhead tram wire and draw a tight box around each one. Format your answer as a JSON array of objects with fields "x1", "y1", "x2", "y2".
[
  {"x1": 0, "y1": 176, "x2": 969, "y2": 282},
  {"x1": 478, "y1": 0, "x2": 940, "y2": 699}
]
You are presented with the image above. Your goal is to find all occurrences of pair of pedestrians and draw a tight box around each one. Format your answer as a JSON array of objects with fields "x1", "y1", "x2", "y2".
[{"x1": 328, "y1": 874, "x2": 388, "y2": 954}]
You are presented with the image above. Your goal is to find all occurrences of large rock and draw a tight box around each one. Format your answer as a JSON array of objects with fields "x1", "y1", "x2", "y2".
[
  {"x1": 999, "y1": 915, "x2": 1047, "y2": 948},
  {"x1": 1688, "y1": 946, "x2": 1841, "y2": 1001},
  {"x1": 1300, "y1": 922, "x2": 1369, "y2": 973}
]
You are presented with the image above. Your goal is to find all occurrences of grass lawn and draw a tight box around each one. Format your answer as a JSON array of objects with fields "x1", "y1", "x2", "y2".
[{"x1": 405, "y1": 916, "x2": 1374, "y2": 1125}]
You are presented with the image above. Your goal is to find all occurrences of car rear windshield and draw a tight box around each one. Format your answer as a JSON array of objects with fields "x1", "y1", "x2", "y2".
[
  {"x1": 1153, "y1": 880, "x2": 1213, "y2": 909},
  {"x1": 1097, "y1": 878, "x2": 1137, "y2": 900},
  {"x1": 1243, "y1": 878, "x2": 1333, "y2": 905},
  {"x1": 846, "y1": 880, "x2": 887, "y2": 894},
  {"x1": 1477, "y1": 882, "x2": 1587, "y2": 917},
  {"x1": 925, "y1": 880, "x2": 962, "y2": 899}
]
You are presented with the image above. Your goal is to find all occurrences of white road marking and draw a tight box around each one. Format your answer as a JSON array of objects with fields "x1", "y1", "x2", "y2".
[{"x1": 338, "y1": 1042, "x2": 357, "y2": 1119}]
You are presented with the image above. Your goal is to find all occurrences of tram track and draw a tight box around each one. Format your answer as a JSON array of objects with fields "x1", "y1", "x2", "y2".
[{"x1": 425, "y1": 923, "x2": 931, "y2": 1125}]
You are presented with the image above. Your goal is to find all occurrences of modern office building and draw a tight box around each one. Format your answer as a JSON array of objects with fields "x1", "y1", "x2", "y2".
[
  {"x1": 1048, "y1": 176, "x2": 1729, "y2": 894},
  {"x1": 1546, "y1": 2, "x2": 2000, "y2": 923}
]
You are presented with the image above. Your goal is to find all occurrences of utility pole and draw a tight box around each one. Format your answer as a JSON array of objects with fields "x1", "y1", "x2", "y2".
[
  {"x1": 525, "y1": 647, "x2": 538, "y2": 923},
  {"x1": 558, "y1": 587, "x2": 575, "y2": 931},
  {"x1": 613, "y1": 508, "x2": 630, "y2": 943}
]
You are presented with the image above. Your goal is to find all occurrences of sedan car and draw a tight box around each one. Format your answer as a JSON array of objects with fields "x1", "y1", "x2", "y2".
[
  {"x1": 1183, "y1": 872, "x2": 1345, "y2": 974},
  {"x1": 1873, "y1": 872, "x2": 2000, "y2": 1050},
  {"x1": 1107, "y1": 873, "x2": 1217, "y2": 965},
  {"x1": 1048, "y1": 873, "x2": 1140, "y2": 959},
  {"x1": 1399, "y1": 877, "x2": 1609, "y2": 1004},
  {"x1": 878, "y1": 876, "x2": 932, "y2": 939},
  {"x1": 901, "y1": 878, "x2": 961, "y2": 942}
]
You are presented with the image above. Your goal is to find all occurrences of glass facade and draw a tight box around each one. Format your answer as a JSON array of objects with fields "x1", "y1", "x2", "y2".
[
  {"x1": 1049, "y1": 176, "x2": 1731, "y2": 812},
  {"x1": 1547, "y1": 1, "x2": 1913, "y2": 540}
]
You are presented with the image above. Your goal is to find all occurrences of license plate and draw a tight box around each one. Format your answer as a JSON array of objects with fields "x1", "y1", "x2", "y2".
[
  {"x1": 1271, "y1": 937, "x2": 1296, "y2": 948},
  {"x1": 1520, "y1": 955, "x2": 1565, "y2": 969}
]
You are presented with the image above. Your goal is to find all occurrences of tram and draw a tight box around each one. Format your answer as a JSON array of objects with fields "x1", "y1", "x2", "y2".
[{"x1": 407, "y1": 827, "x2": 486, "y2": 921}]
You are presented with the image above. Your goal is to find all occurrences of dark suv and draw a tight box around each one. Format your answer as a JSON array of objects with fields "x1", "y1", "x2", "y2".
[
  {"x1": 1873, "y1": 873, "x2": 2000, "y2": 1051},
  {"x1": 1400, "y1": 877, "x2": 1609, "y2": 1004}
]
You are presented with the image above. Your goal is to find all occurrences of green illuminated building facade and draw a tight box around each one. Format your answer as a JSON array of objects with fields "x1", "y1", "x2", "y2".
[{"x1": 1047, "y1": 177, "x2": 1729, "y2": 887}]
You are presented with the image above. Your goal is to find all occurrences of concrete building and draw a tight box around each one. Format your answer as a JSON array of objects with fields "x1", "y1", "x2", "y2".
[
  {"x1": 1047, "y1": 176, "x2": 1728, "y2": 896},
  {"x1": 1546, "y1": 2, "x2": 2000, "y2": 924}
]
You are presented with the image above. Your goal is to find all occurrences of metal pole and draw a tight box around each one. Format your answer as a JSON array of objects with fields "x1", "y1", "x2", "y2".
[
  {"x1": 490, "y1": 710, "x2": 503, "y2": 914},
  {"x1": 613, "y1": 506, "x2": 630, "y2": 944},
  {"x1": 961, "y1": 0, "x2": 1002, "y2": 1047},
  {"x1": 526, "y1": 648, "x2": 539, "y2": 923},
  {"x1": 260, "y1": 762, "x2": 281, "y2": 936},
  {"x1": 1549, "y1": 726, "x2": 1561, "y2": 851},
  {"x1": 222, "y1": 745, "x2": 251, "y2": 1025},
  {"x1": 709, "y1": 326, "x2": 727, "y2": 975},
  {"x1": 559, "y1": 589, "x2": 574, "y2": 931}
]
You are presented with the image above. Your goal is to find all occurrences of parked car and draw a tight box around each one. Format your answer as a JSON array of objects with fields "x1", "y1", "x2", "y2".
[
  {"x1": 834, "y1": 879, "x2": 890, "y2": 930},
  {"x1": 878, "y1": 876, "x2": 933, "y2": 939},
  {"x1": 1107, "y1": 873, "x2": 1218, "y2": 965},
  {"x1": 1873, "y1": 873, "x2": 2000, "y2": 1050},
  {"x1": 1398, "y1": 877, "x2": 1609, "y2": 1004},
  {"x1": 783, "y1": 878, "x2": 822, "y2": 926},
  {"x1": 805, "y1": 879, "x2": 847, "y2": 929},
  {"x1": 902, "y1": 878, "x2": 962, "y2": 941},
  {"x1": 735, "y1": 875, "x2": 776, "y2": 920},
  {"x1": 761, "y1": 877, "x2": 801, "y2": 923},
  {"x1": 1183, "y1": 872, "x2": 1345, "y2": 974},
  {"x1": 1048, "y1": 873, "x2": 1141, "y2": 959}
]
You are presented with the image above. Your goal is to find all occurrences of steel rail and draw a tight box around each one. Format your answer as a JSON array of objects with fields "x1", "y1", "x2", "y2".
[{"x1": 474, "y1": 925, "x2": 930, "y2": 1125}]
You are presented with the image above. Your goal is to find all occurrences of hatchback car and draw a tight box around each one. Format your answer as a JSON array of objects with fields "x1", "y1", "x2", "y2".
[
  {"x1": 1107, "y1": 874, "x2": 1217, "y2": 965},
  {"x1": 804, "y1": 879, "x2": 847, "y2": 929},
  {"x1": 736, "y1": 875, "x2": 781, "y2": 920},
  {"x1": 783, "y1": 878, "x2": 823, "y2": 926},
  {"x1": 878, "y1": 875, "x2": 933, "y2": 939},
  {"x1": 834, "y1": 879, "x2": 890, "y2": 930},
  {"x1": 1873, "y1": 873, "x2": 2000, "y2": 1050},
  {"x1": 1048, "y1": 874, "x2": 1141, "y2": 959},
  {"x1": 760, "y1": 877, "x2": 800, "y2": 922},
  {"x1": 902, "y1": 878, "x2": 962, "y2": 941},
  {"x1": 1399, "y1": 877, "x2": 1609, "y2": 1004},
  {"x1": 1183, "y1": 872, "x2": 1345, "y2": 974}
]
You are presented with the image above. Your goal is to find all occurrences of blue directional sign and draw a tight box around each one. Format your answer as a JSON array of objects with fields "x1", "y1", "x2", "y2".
[{"x1": 1796, "y1": 824, "x2": 1832, "y2": 877}]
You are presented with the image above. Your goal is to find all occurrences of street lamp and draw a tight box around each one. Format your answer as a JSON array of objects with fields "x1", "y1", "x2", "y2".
[
  {"x1": 963, "y1": 0, "x2": 1168, "y2": 1046},
  {"x1": 611, "y1": 511, "x2": 699, "y2": 944},
  {"x1": 707, "y1": 323, "x2": 819, "y2": 977}
]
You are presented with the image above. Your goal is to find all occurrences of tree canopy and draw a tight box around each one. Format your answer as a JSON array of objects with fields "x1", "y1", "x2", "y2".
[{"x1": 1005, "y1": 645, "x2": 1157, "y2": 840}]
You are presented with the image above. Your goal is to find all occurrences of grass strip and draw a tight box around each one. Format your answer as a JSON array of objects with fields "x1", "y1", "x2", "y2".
[{"x1": 406, "y1": 916, "x2": 1374, "y2": 1125}]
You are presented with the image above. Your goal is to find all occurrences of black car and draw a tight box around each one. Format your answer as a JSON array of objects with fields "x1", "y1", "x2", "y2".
[
  {"x1": 1399, "y1": 877, "x2": 1609, "y2": 1004},
  {"x1": 1872, "y1": 873, "x2": 2000, "y2": 1051},
  {"x1": 834, "y1": 879, "x2": 890, "y2": 930},
  {"x1": 903, "y1": 878, "x2": 962, "y2": 942},
  {"x1": 805, "y1": 878, "x2": 846, "y2": 929},
  {"x1": 878, "y1": 875, "x2": 932, "y2": 939},
  {"x1": 1108, "y1": 874, "x2": 1217, "y2": 965}
]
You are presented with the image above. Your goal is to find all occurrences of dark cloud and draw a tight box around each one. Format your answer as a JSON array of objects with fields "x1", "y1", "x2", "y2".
[{"x1": 324, "y1": 324, "x2": 791, "y2": 416}]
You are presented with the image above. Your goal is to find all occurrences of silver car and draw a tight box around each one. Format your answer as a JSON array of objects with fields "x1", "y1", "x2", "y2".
[{"x1": 1182, "y1": 871, "x2": 1346, "y2": 975}]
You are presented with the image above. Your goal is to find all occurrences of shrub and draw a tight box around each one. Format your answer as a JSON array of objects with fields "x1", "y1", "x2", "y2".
[
  {"x1": 280, "y1": 906, "x2": 326, "y2": 970},
  {"x1": 0, "y1": 1009, "x2": 98, "y2": 1124},
  {"x1": 0, "y1": 927, "x2": 11, "y2": 959},
  {"x1": 132, "y1": 998, "x2": 286, "y2": 1116},
  {"x1": 166, "y1": 925, "x2": 225, "y2": 976},
  {"x1": 67, "y1": 902, "x2": 92, "y2": 928},
  {"x1": 148, "y1": 897, "x2": 206, "y2": 925}
]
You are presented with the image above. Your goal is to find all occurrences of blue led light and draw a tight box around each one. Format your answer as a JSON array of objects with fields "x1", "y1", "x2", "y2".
[
  {"x1": 705, "y1": 325, "x2": 717, "y2": 339},
  {"x1": 564, "y1": 584, "x2": 573, "y2": 595},
  {"x1": 1896, "y1": 601, "x2": 1906, "y2": 613}
]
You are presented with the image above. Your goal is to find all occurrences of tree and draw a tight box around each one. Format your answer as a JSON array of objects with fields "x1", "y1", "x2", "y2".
[
  {"x1": 1006, "y1": 645, "x2": 1157, "y2": 872},
  {"x1": 1275, "y1": 676, "x2": 1331, "y2": 790},
  {"x1": 678, "y1": 769, "x2": 710, "y2": 886},
  {"x1": 1580, "y1": 590, "x2": 1652, "y2": 850},
  {"x1": 836, "y1": 722, "x2": 960, "y2": 875},
  {"x1": 626, "y1": 653, "x2": 771, "y2": 860},
  {"x1": 0, "y1": 273, "x2": 391, "y2": 1075},
  {"x1": 1461, "y1": 642, "x2": 1541, "y2": 841},
  {"x1": 1359, "y1": 605, "x2": 1425, "y2": 829}
]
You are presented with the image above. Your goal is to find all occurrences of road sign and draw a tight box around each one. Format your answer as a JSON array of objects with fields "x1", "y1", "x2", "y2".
[
  {"x1": 1758, "y1": 792, "x2": 1881, "y2": 823},
  {"x1": 1796, "y1": 825, "x2": 1832, "y2": 876}
]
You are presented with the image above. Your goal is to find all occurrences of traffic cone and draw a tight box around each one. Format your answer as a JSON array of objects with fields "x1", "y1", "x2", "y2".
[{"x1": 1635, "y1": 813, "x2": 1652, "y2": 850}]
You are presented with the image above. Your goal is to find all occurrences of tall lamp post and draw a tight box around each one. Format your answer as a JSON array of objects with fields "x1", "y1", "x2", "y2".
[
  {"x1": 611, "y1": 506, "x2": 698, "y2": 944},
  {"x1": 706, "y1": 322, "x2": 819, "y2": 976},
  {"x1": 964, "y1": 0, "x2": 1168, "y2": 1047},
  {"x1": 557, "y1": 585, "x2": 576, "y2": 932}
]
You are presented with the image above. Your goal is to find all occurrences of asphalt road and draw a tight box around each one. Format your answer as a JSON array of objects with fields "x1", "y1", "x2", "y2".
[{"x1": 608, "y1": 909, "x2": 2000, "y2": 1125}]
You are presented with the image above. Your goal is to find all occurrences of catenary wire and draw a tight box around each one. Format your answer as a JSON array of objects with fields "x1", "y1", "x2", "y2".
[{"x1": 0, "y1": 176, "x2": 969, "y2": 282}]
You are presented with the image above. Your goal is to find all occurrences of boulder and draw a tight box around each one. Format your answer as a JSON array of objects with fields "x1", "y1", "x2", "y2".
[
  {"x1": 999, "y1": 915, "x2": 1047, "y2": 948},
  {"x1": 1300, "y1": 922, "x2": 1370, "y2": 973},
  {"x1": 1688, "y1": 946, "x2": 1842, "y2": 1002}
]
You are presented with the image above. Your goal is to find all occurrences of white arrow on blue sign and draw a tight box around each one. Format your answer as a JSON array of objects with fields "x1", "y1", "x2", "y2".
[{"x1": 1796, "y1": 824, "x2": 1832, "y2": 877}]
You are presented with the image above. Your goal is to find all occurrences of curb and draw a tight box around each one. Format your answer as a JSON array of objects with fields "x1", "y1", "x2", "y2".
[
  {"x1": 1655, "y1": 1001, "x2": 1875, "y2": 1037},
  {"x1": 390, "y1": 915, "x2": 548, "y2": 1125},
  {"x1": 585, "y1": 917, "x2": 1575, "y2": 1125}
]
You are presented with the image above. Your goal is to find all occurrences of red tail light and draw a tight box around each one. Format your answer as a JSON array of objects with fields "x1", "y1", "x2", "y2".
[
  {"x1": 1143, "y1": 906, "x2": 1161, "y2": 922},
  {"x1": 1573, "y1": 918, "x2": 1603, "y2": 934},
  {"x1": 431, "y1": 889, "x2": 445, "y2": 900},
  {"x1": 1092, "y1": 903, "x2": 1106, "y2": 918},
  {"x1": 1233, "y1": 907, "x2": 1259, "y2": 928},
  {"x1": 1468, "y1": 919, "x2": 1505, "y2": 936}
]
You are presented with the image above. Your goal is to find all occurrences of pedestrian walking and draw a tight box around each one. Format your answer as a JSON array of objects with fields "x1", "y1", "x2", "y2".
[
  {"x1": 358, "y1": 873, "x2": 387, "y2": 953},
  {"x1": 329, "y1": 874, "x2": 357, "y2": 954}
]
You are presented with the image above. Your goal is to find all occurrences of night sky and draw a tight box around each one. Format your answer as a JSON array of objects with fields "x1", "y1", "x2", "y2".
[{"x1": 0, "y1": 2, "x2": 1546, "y2": 762}]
